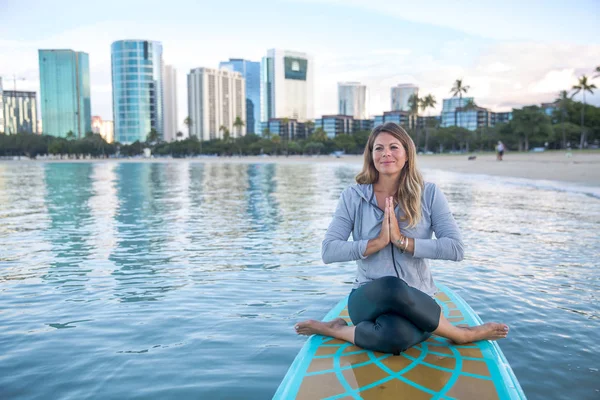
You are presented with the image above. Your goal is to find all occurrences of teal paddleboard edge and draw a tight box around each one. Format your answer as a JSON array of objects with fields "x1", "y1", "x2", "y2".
[{"x1": 436, "y1": 283, "x2": 526, "y2": 400}]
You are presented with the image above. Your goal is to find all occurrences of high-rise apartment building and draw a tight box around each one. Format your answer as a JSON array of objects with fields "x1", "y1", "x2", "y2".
[
  {"x1": 260, "y1": 49, "x2": 313, "y2": 124},
  {"x1": 111, "y1": 40, "x2": 164, "y2": 144},
  {"x1": 219, "y1": 59, "x2": 260, "y2": 134},
  {"x1": 91, "y1": 115, "x2": 115, "y2": 143},
  {"x1": 391, "y1": 84, "x2": 418, "y2": 112},
  {"x1": 338, "y1": 82, "x2": 367, "y2": 119},
  {"x1": 163, "y1": 64, "x2": 178, "y2": 141},
  {"x1": 2, "y1": 90, "x2": 38, "y2": 134},
  {"x1": 187, "y1": 67, "x2": 246, "y2": 141},
  {"x1": 39, "y1": 49, "x2": 91, "y2": 137}
]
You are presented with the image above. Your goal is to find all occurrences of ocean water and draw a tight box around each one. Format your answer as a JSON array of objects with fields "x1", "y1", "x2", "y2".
[{"x1": 0, "y1": 160, "x2": 598, "y2": 399}]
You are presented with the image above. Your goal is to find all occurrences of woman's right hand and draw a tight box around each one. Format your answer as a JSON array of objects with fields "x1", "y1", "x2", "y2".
[
  {"x1": 363, "y1": 198, "x2": 392, "y2": 257},
  {"x1": 377, "y1": 197, "x2": 391, "y2": 249}
]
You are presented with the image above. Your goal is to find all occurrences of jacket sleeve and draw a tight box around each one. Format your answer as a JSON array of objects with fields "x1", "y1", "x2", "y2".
[
  {"x1": 321, "y1": 189, "x2": 369, "y2": 264},
  {"x1": 413, "y1": 184, "x2": 464, "y2": 261}
]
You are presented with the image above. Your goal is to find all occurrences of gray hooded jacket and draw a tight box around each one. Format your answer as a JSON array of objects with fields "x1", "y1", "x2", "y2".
[{"x1": 321, "y1": 182, "x2": 464, "y2": 296}]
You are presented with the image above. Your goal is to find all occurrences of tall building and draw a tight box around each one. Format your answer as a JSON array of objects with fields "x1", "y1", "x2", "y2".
[
  {"x1": 219, "y1": 59, "x2": 260, "y2": 134},
  {"x1": 38, "y1": 49, "x2": 91, "y2": 137},
  {"x1": 111, "y1": 40, "x2": 164, "y2": 144},
  {"x1": 2, "y1": 90, "x2": 38, "y2": 134},
  {"x1": 91, "y1": 115, "x2": 114, "y2": 143},
  {"x1": 187, "y1": 67, "x2": 246, "y2": 141},
  {"x1": 391, "y1": 84, "x2": 418, "y2": 112},
  {"x1": 338, "y1": 82, "x2": 367, "y2": 119},
  {"x1": 163, "y1": 64, "x2": 178, "y2": 141},
  {"x1": 260, "y1": 49, "x2": 313, "y2": 125}
]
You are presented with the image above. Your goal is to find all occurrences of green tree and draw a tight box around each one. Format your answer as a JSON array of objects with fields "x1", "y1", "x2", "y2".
[
  {"x1": 233, "y1": 116, "x2": 245, "y2": 137},
  {"x1": 66, "y1": 130, "x2": 75, "y2": 140},
  {"x1": 419, "y1": 94, "x2": 437, "y2": 152},
  {"x1": 176, "y1": 131, "x2": 183, "y2": 140},
  {"x1": 511, "y1": 106, "x2": 552, "y2": 151},
  {"x1": 554, "y1": 90, "x2": 572, "y2": 149},
  {"x1": 594, "y1": 66, "x2": 600, "y2": 79},
  {"x1": 184, "y1": 117, "x2": 193, "y2": 138},
  {"x1": 450, "y1": 79, "x2": 470, "y2": 129},
  {"x1": 309, "y1": 127, "x2": 328, "y2": 142},
  {"x1": 407, "y1": 93, "x2": 421, "y2": 148},
  {"x1": 571, "y1": 75, "x2": 596, "y2": 148},
  {"x1": 353, "y1": 130, "x2": 371, "y2": 153},
  {"x1": 146, "y1": 128, "x2": 159, "y2": 144},
  {"x1": 333, "y1": 134, "x2": 356, "y2": 153}
]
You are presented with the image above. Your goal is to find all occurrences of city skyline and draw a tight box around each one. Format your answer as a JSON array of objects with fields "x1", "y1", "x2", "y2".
[{"x1": 1, "y1": 0, "x2": 599, "y2": 133}]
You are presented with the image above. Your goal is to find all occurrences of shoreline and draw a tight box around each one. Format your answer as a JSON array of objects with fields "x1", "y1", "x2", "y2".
[{"x1": 2, "y1": 151, "x2": 599, "y2": 186}]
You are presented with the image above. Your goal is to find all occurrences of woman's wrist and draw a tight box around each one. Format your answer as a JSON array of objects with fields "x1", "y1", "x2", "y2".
[{"x1": 393, "y1": 235, "x2": 407, "y2": 249}]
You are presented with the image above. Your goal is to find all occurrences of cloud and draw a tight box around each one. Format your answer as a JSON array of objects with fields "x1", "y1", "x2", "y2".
[{"x1": 313, "y1": 40, "x2": 600, "y2": 116}]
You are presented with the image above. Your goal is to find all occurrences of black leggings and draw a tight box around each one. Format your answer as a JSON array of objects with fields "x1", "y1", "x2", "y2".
[{"x1": 348, "y1": 276, "x2": 441, "y2": 355}]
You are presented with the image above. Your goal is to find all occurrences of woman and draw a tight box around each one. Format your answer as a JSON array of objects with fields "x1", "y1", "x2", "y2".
[
  {"x1": 496, "y1": 141, "x2": 505, "y2": 161},
  {"x1": 295, "y1": 123, "x2": 508, "y2": 355}
]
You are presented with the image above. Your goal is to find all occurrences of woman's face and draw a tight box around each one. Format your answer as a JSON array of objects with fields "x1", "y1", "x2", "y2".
[{"x1": 372, "y1": 132, "x2": 407, "y2": 176}]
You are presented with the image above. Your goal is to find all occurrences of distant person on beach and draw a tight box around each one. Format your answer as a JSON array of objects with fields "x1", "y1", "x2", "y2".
[
  {"x1": 295, "y1": 122, "x2": 509, "y2": 355},
  {"x1": 496, "y1": 141, "x2": 505, "y2": 161}
]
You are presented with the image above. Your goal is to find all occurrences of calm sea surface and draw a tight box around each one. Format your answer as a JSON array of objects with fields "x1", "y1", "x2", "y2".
[{"x1": 0, "y1": 160, "x2": 598, "y2": 399}]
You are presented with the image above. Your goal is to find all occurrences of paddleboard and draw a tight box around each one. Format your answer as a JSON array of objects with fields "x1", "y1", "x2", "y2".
[{"x1": 274, "y1": 283, "x2": 525, "y2": 399}]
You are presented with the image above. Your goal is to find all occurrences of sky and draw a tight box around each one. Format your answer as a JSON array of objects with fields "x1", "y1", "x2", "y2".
[{"x1": 1, "y1": 0, "x2": 599, "y2": 132}]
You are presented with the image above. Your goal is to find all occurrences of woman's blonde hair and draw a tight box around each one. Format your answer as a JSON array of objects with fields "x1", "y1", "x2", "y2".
[{"x1": 356, "y1": 122, "x2": 424, "y2": 227}]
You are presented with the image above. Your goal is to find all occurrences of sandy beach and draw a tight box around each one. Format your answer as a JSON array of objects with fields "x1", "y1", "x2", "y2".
[{"x1": 7, "y1": 151, "x2": 600, "y2": 186}]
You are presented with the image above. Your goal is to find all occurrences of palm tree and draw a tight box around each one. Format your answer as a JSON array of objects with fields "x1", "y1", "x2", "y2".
[
  {"x1": 184, "y1": 117, "x2": 193, "y2": 138},
  {"x1": 146, "y1": 128, "x2": 159, "y2": 144},
  {"x1": 594, "y1": 66, "x2": 600, "y2": 79},
  {"x1": 407, "y1": 94, "x2": 421, "y2": 148},
  {"x1": 571, "y1": 75, "x2": 597, "y2": 149},
  {"x1": 450, "y1": 79, "x2": 470, "y2": 128},
  {"x1": 233, "y1": 116, "x2": 245, "y2": 138},
  {"x1": 419, "y1": 94, "x2": 437, "y2": 152},
  {"x1": 555, "y1": 90, "x2": 571, "y2": 149}
]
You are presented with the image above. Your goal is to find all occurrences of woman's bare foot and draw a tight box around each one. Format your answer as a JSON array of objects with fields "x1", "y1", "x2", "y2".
[
  {"x1": 452, "y1": 322, "x2": 509, "y2": 344},
  {"x1": 295, "y1": 317, "x2": 348, "y2": 336}
]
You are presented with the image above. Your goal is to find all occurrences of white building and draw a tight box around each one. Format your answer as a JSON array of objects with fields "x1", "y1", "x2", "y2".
[
  {"x1": 187, "y1": 67, "x2": 246, "y2": 141},
  {"x1": 261, "y1": 49, "x2": 314, "y2": 123},
  {"x1": 338, "y1": 82, "x2": 367, "y2": 119},
  {"x1": 391, "y1": 84, "x2": 418, "y2": 112},
  {"x1": 163, "y1": 64, "x2": 179, "y2": 141}
]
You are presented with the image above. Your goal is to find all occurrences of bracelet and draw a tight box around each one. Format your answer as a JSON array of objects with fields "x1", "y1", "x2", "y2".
[
  {"x1": 403, "y1": 238, "x2": 409, "y2": 252},
  {"x1": 395, "y1": 236, "x2": 406, "y2": 253}
]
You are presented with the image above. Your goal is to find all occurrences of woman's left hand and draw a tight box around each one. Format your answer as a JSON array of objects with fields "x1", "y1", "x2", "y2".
[{"x1": 387, "y1": 196, "x2": 403, "y2": 245}]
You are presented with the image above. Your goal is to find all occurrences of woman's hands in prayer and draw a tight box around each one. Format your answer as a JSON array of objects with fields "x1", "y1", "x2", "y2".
[{"x1": 387, "y1": 196, "x2": 403, "y2": 246}]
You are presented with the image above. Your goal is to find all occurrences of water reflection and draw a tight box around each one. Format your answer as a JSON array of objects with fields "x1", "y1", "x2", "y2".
[
  {"x1": 42, "y1": 163, "x2": 94, "y2": 292},
  {"x1": 109, "y1": 163, "x2": 178, "y2": 302}
]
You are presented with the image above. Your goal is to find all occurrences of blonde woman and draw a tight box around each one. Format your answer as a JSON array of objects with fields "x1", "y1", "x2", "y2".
[{"x1": 295, "y1": 122, "x2": 508, "y2": 354}]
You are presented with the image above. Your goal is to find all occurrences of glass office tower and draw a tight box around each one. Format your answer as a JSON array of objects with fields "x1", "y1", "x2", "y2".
[
  {"x1": 111, "y1": 40, "x2": 164, "y2": 144},
  {"x1": 38, "y1": 50, "x2": 91, "y2": 137},
  {"x1": 219, "y1": 59, "x2": 260, "y2": 134}
]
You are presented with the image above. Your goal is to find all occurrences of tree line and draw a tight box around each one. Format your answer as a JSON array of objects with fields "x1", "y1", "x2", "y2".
[{"x1": 1, "y1": 68, "x2": 598, "y2": 158}]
